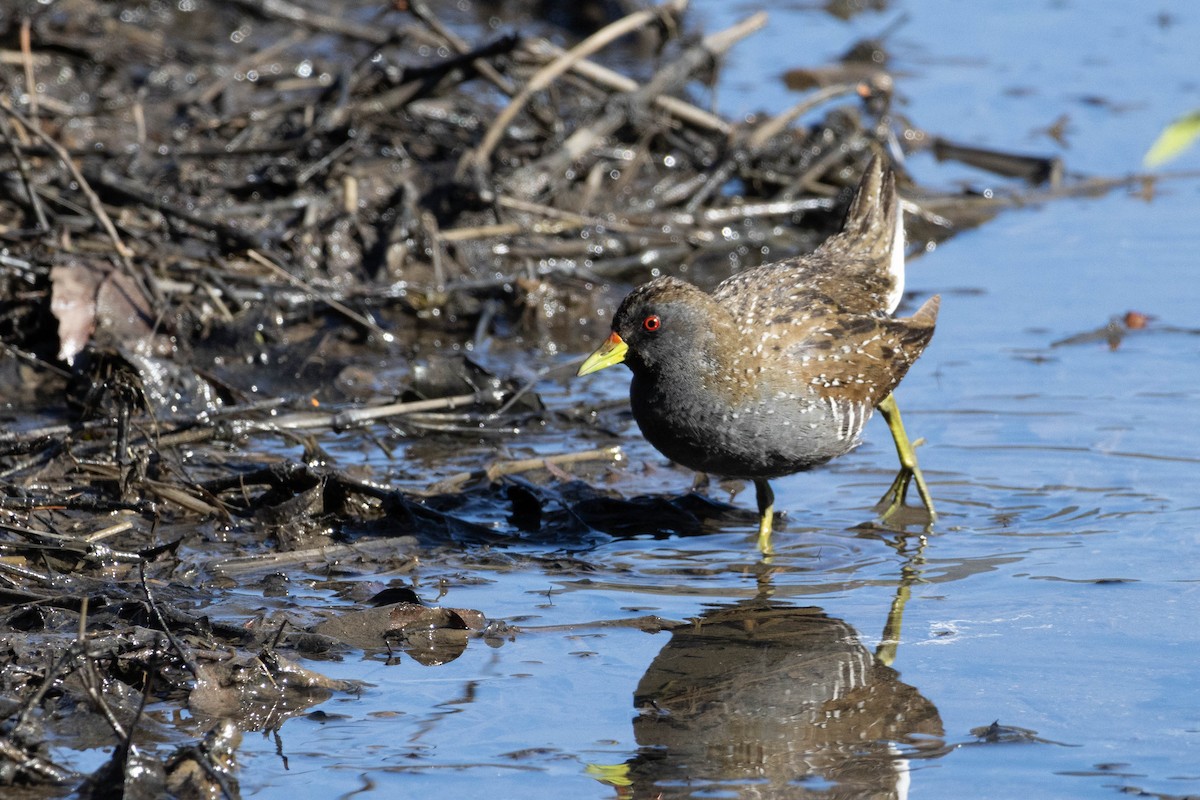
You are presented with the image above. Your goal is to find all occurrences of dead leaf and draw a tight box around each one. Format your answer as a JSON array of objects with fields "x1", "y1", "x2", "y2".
[
  {"x1": 95, "y1": 269, "x2": 156, "y2": 355},
  {"x1": 49, "y1": 262, "x2": 101, "y2": 366}
]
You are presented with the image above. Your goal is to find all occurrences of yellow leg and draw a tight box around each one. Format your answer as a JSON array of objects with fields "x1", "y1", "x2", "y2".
[
  {"x1": 876, "y1": 393, "x2": 936, "y2": 523},
  {"x1": 754, "y1": 478, "x2": 775, "y2": 555}
]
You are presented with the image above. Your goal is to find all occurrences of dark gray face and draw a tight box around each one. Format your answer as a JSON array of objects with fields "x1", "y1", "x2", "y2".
[{"x1": 611, "y1": 278, "x2": 715, "y2": 375}]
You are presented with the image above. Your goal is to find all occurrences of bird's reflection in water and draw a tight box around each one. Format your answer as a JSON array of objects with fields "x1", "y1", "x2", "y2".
[{"x1": 615, "y1": 601, "x2": 943, "y2": 799}]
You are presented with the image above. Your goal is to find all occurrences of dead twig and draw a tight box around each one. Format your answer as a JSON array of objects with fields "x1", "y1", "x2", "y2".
[
  {"x1": 0, "y1": 99, "x2": 134, "y2": 262},
  {"x1": 425, "y1": 445, "x2": 623, "y2": 494},
  {"x1": 503, "y1": 10, "x2": 769, "y2": 200},
  {"x1": 246, "y1": 249, "x2": 394, "y2": 342},
  {"x1": 460, "y1": 0, "x2": 690, "y2": 176},
  {"x1": 523, "y1": 37, "x2": 731, "y2": 135},
  {"x1": 230, "y1": 0, "x2": 397, "y2": 44}
]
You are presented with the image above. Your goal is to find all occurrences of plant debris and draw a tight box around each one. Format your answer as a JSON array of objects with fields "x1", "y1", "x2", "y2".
[{"x1": 0, "y1": 0, "x2": 1121, "y2": 794}]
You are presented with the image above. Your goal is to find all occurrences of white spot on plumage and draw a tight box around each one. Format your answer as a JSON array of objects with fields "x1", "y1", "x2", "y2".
[
  {"x1": 885, "y1": 202, "x2": 906, "y2": 314},
  {"x1": 828, "y1": 396, "x2": 843, "y2": 440}
]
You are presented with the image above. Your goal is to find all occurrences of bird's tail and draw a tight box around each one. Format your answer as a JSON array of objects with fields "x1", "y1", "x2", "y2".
[{"x1": 816, "y1": 153, "x2": 906, "y2": 313}]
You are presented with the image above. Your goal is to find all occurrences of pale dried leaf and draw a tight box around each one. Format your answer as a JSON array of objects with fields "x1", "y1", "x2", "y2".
[{"x1": 49, "y1": 263, "x2": 101, "y2": 366}]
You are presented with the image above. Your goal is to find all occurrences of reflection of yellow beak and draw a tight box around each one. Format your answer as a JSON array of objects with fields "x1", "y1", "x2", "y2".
[{"x1": 577, "y1": 332, "x2": 628, "y2": 376}]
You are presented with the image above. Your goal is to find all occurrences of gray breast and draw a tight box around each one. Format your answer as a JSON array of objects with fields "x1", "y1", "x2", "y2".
[{"x1": 632, "y1": 377, "x2": 873, "y2": 480}]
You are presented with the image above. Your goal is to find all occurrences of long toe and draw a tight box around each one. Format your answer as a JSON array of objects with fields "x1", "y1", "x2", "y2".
[
  {"x1": 877, "y1": 466, "x2": 937, "y2": 527},
  {"x1": 877, "y1": 466, "x2": 912, "y2": 521}
]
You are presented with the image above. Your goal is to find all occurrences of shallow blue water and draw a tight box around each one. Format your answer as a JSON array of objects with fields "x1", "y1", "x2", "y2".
[{"x1": 222, "y1": 2, "x2": 1200, "y2": 798}]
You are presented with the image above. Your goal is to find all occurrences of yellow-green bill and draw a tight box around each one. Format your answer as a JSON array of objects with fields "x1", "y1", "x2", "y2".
[{"x1": 577, "y1": 332, "x2": 628, "y2": 376}]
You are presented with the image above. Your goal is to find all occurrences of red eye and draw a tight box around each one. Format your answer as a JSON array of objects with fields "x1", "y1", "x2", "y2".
[{"x1": 643, "y1": 314, "x2": 661, "y2": 332}]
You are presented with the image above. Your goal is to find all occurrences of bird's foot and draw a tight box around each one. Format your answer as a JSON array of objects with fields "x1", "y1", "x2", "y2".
[
  {"x1": 877, "y1": 463, "x2": 936, "y2": 527},
  {"x1": 876, "y1": 393, "x2": 936, "y2": 527}
]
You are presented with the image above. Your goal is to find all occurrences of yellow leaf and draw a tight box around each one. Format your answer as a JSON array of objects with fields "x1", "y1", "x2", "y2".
[{"x1": 1145, "y1": 111, "x2": 1200, "y2": 167}]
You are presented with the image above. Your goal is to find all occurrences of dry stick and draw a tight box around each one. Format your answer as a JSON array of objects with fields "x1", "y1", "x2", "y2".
[
  {"x1": 439, "y1": 221, "x2": 526, "y2": 242},
  {"x1": 207, "y1": 537, "x2": 417, "y2": 577},
  {"x1": 696, "y1": 196, "x2": 833, "y2": 226},
  {"x1": 425, "y1": 446, "x2": 623, "y2": 494},
  {"x1": 0, "y1": 109, "x2": 49, "y2": 231},
  {"x1": 70, "y1": 618, "x2": 132, "y2": 749},
  {"x1": 0, "y1": 738, "x2": 77, "y2": 784},
  {"x1": 84, "y1": 519, "x2": 136, "y2": 543},
  {"x1": 19, "y1": 18, "x2": 37, "y2": 120},
  {"x1": 579, "y1": 244, "x2": 695, "y2": 280},
  {"x1": 79, "y1": 662, "x2": 129, "y2": 742},
  {"x1": 128, "y1": 94, "x2": 148, "y2": 152},
  {"x1": 190, "y1": 29, "x2": 308, "y2": 106},
  {"x1": 232, "y1": 0, "x2": 394, "y2": 44},
  {"x1": 683, "y1": 82, "x2": 859, "y2": 214},
  {"x1": 296, "y1": 138, "x2": 356, "y2": 185},
  {"x1": 0, "y1": 49, "x2": 49, "y2": 67},
  {"x1": 325, "y1": 392, "x2": 503, "y2": 427},
  {"x1": 0, "y1": 520, "x2": 145, "y2": 563},
  {"x1": 653, "y1": 168, "x2": 712, "y2": 207},
  {"x1": 3, "y1": 393, "x2": 499, "y2": 457},
  {"x1": 141, "y1": 480, "x2": 225, "y2": 518},
  {"x1": 421, "y1": 210, "x2": 448, "y2": 291},
  {"x1": 262, "y1": 391, "x2": 503, "y2": 432},
  {"x1": 486, "y1": 446, "x2": 622, "y2": 480},
  {"x1": 778, "y1": 140, "x2": 857, "y2": 201},
  {"x1": 440, "y1": 209, "x2": 675, "y2": 250},
  {"x1": 140, "y1": 561, "x2": 201, "y2": 679},
  {"x1": 407, "y1": 0, "x2": 521, "y2": 99},
  {"x1": 495, "y1": 194, "x2": 679, "y2": 238},
  {"x1": 0, "y1": 102, "x2": 133, "y2": 261},
  {"x1": 745, "y1": 82, "x2": 860, "y2": 151},
  {"x1": 525, "y1": 38, "x2": 730, "y2": 135},
  {"x1": 460, "y1": 0, "x2": 690, "y2": 176},
  {"x1": 246, "y1": 249, "x2": 394, "y2": 342},
  {"x1": 505, "y1": 11, "x2": 769, "y2": 200},
  {"x1": 202, "y1": 280, "x2": 237, "y2": 322}
]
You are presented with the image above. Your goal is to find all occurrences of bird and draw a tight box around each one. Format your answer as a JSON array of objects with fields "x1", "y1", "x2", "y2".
[{"x1": 577, "y1": 154, "x2": 939, "y2": 552}]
